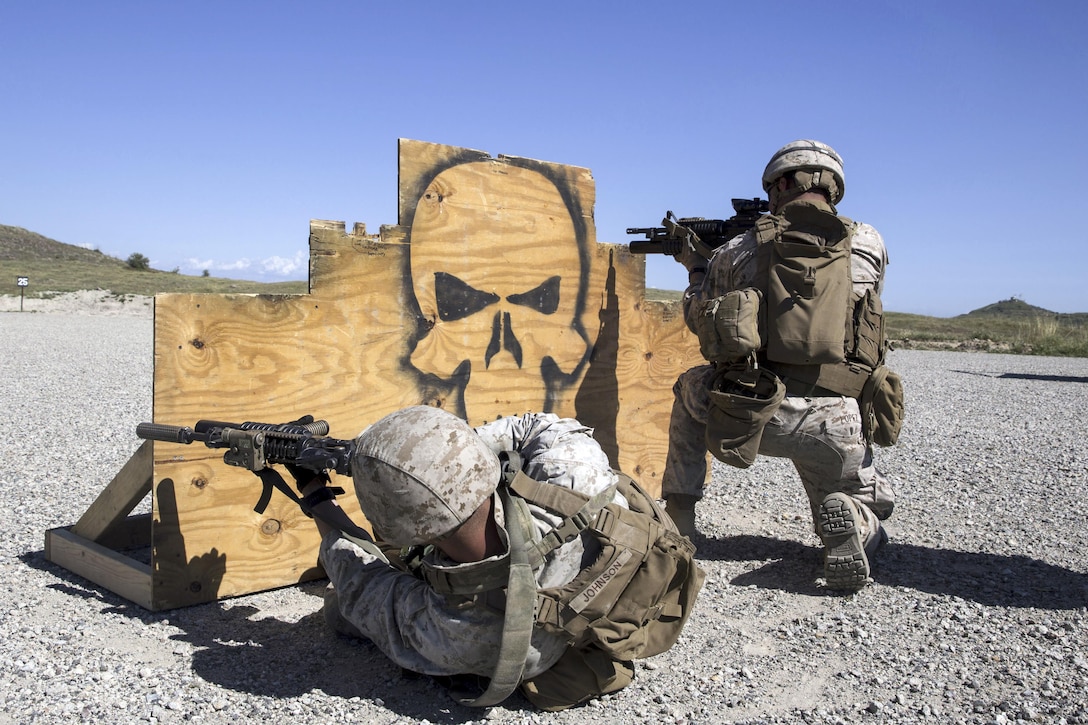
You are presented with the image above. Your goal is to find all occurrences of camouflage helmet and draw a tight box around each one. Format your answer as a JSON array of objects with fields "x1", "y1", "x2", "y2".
[
  {"x1": 351, "y1": 406, "x2": 500, "y2": 547},
  {"x1": 761, "y1": 140, "x2": 846, "y2": 205}
]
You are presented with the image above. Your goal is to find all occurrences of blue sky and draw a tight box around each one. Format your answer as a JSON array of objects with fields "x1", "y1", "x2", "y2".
[{"x1": 3, "y1": 1, "x2": 1085, "y2": 317}]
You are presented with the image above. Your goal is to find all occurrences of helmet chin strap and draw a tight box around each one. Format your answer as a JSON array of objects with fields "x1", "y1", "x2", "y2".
[
  {"x1": 769, "y1": 171, "x2": 839, "y2": 213},
  {"x1": 768, "y1": 176, "x2": 805, "y2": 213}
]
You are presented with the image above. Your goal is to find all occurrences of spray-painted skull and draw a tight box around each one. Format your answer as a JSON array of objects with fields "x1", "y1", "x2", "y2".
[{"x1": 407, "y1": 160, "x2": 591, "y2": 424}]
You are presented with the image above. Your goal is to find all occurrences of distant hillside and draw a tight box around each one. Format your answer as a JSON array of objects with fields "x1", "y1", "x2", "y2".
[
  {"x1": 0, "y1": 224, "x2": 306, "y2": 296},
  {"x1": 0, "y1": 225, "x2": 123, "y2": 264},
  {"x1": 962, "y1": 297, "x2": 1088, "y2": 324},
  {"x1": 963, "y1": 297, "x2": 1053, "y2": 317}
]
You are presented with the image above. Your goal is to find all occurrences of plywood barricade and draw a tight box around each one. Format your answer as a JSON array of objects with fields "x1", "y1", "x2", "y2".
[{"x1": 45, "y1": 139, "x2": 705, "y2": 610}]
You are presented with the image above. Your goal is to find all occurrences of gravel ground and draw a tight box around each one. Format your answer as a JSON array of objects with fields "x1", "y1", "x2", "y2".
[{"x1": 2, "y1": 301, "x2": 1087, "y2": 725}]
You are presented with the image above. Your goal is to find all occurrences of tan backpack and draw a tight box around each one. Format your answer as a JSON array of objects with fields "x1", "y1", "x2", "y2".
[
  {"x1": 754, "y1": 200, "x2": 855, "y2": 366},
  {"x1": 403, "y1": 454, "x2": 705, "y2": 710}
]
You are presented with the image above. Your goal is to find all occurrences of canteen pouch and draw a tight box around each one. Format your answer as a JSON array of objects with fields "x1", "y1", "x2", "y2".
[
  {"x1": 859, "y1": 365, "x2": 904, "y2": 446},
  {"x1": 705, "y1": 365, "x2": 786, "y2": 468}
]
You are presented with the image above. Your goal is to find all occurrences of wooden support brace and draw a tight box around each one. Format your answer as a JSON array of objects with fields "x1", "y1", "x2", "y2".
[{"x1": 45, "y1": 441, "x2": 155, "y2": 609}]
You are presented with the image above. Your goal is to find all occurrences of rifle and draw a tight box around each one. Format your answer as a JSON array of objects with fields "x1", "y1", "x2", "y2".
[
  {"x1": 627, "y1": 197, "x2": 770, "y2": 256},
  {"x1": 136, "y1": 416, "x2": 355, "y2": 514}
]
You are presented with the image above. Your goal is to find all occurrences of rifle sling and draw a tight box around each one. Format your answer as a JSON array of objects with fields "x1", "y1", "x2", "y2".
[
  {"x1": 454, "y1": 485, "x2": 537, "y2": 707},
  {"x1": 253, "y1": 468, "x2": 303, "y2": 515},
  {"x1": 252, "y1": 468, "x2": 380, "y2": 553}
]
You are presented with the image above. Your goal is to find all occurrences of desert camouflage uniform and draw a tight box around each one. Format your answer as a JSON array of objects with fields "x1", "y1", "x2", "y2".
[
  {"x1": 319, "y1": 412, "x2": 622, "y2": 679},
  {"x1": 661, "y1": 218, "x2": 895, "y2": 545}
]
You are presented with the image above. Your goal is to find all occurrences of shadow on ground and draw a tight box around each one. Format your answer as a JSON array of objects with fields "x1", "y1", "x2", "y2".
[
  {"x1": 24, "y1": 525, "x2": 1088, "y2": 720},
  {"x1": 953, "y1": 369, "x2": 1088, "y2": 384},
  {"x1": 694, "y1": 534, "x2": 1088, "y2": 608},
  {"x1": 22, "y1": 550, "x2": 530, "y2": 722}
]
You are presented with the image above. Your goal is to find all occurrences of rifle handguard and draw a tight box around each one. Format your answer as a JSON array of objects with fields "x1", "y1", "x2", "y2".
[{"x1": 137, "y1": 417, "x2": 356, "y2": 513}]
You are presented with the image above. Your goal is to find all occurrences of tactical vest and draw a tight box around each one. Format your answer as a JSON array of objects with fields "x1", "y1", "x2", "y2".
[{"x1": 695, "y1": 199, "x2": 902, "y2": 452}]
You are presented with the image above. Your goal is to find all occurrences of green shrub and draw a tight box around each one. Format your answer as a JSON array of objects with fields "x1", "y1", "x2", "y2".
[{"x1": 126, "y1": 253, "x2": 150, "y2": 271}]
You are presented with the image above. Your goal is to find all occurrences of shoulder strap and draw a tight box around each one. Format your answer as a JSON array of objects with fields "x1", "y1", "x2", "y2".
[
  {"x1": 415, "y1": 457, "x2": 615, "y2": 594},
  {"x1": 455, "y1": 484, "x2": 538, "y2": 707},
  {"x1": 753, "y1": 212, "x2": 783, "y2": 247},
  {"x1": 508, "y1": 472, "x2": 617, "y2": 564}
]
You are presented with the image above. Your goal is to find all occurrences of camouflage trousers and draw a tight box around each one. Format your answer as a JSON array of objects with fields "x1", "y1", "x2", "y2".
[{"x1": 661, "y1": 364, "x2": 895, "y2": 540}]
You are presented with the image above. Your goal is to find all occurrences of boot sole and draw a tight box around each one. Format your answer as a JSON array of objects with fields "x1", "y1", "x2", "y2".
[{"x1": 818, "y1": 493, "x2": 870, "y2": 590}]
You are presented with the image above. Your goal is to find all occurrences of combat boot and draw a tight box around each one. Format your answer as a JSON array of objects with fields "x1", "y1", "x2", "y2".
[
  {"x1": 818, "y1": 493, "x2": 875, "y2": 590},
  {"x1": 665, "y1": 494, "x2": 699, "y2": 539}
]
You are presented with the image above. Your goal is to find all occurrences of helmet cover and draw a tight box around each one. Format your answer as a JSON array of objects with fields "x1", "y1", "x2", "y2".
[
  {"x1": 762, "y1": 140, "x2": 846, "y2": 204},
  {"x1": 351, "y1": 406, "x2": 500, "y2": 546}
]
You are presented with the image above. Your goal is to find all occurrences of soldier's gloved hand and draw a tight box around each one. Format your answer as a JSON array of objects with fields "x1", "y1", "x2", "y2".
[
  {"x1": 285, "y1": 463, "x2": 343, "y2": 518},
  {"x1": 675, "y1": 236, "x2": 709, "y2": 274},
  {"x1": 285, "y1": 462, "x2": 330, "y2": 493},
  {"x1": 664, "y1": 215, "x2": 710, "y2": 273}
]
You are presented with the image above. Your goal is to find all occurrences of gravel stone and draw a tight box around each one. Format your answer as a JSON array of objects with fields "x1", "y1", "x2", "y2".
[{"x1": 2, "y1": 300, "x2": 1087, "y2": 724}]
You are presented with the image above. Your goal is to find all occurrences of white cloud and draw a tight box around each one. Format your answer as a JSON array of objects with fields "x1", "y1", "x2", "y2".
[
  {"x1": 212, "y1": 258, "x2": 255, "y2": 272},
  {"x1": 258, "y1": 250, "x2": 308, "y2": 276},
  {"x1": 179, "y1": 251, "x2": 307, "y2": 279}
]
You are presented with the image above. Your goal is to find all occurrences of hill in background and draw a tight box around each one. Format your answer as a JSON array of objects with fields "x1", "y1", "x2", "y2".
[
  {"x1": 962, "y1": 296, "x2": 1088, "y2": 324},
  {"x1": 0, "y1": 225, "x2": 114, "y2": 263},
  {"x1": 0, "y1": 224, "x2": 306, "y2": 296},
  {"x1": 964, "y1": 297, "x2": 1050, "y2": 317}
]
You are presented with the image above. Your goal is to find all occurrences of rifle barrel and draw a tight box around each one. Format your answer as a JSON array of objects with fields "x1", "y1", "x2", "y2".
[
  {"x1": 628, "y1": 239, "x2": 684, "y2": 255},
  {"x1": 136, "y1": 422, "x2": 197, "y2": 444}
]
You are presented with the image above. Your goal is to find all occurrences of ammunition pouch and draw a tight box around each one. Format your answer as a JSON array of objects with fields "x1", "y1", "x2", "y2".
[{"x1": 693, "y1": 288, "x2": 764, "y2": 364}]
